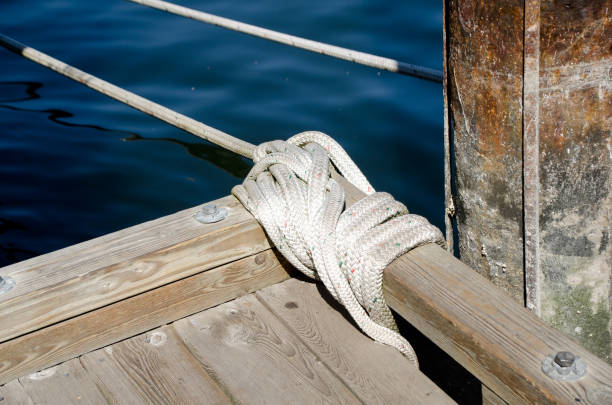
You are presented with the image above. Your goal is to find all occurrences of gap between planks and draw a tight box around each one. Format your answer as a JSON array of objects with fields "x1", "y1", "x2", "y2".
[
  {"x1": 0, "y1": 196, "x2": 271, "y2": 344},
  {"x1": 4, "y1": 279, "x2": 455, "y2": 405},
  {"x1": 0, "y1": 249, "x2": 291, "y2": 385}
]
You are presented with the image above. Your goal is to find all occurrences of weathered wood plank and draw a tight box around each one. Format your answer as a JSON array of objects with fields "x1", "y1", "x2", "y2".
[
  {"x1": 482, "y1": 386, "x2": 509, "y2": 405},
  {"x1": 0, "y1": 380, "x2": 33, "y2": 405},
  {"x1": 0, "y1": 249, "x2": 290, "y2": 384},
  {"x1": 384, "y1": 243, "x2": 612, "y2": 405},
  {"x1": 0, "y1": 197, "x2": 271, "y2": 344},
  {"x1": 17, "y1": 359, "x2": 107, "y2": 405},
  {"x1": 174, "y1": 293, "x2": 362, "y2": 404},
  {"x1": 81, "y1": 325, "x2": 231, "y2": 404},
  {"x1": 0, "y1": 196, "x2": 245, "y2": 304},
  {"x1": 257, "y1": 278, "x2": 456, "y2": 405}
]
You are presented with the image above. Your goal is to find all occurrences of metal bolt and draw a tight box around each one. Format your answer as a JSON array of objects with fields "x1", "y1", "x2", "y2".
[
  {"x1": 542, "y1": 351, "x2": 587, "y2": 381},
  {"x1": 195, "y1": 204, "x2": 227, "y2": 224},
  {"x1": 554, "y1": 351, "x2": 575, "y2": 368},
  {"x1": 0, "y1": 276, "x2": 15, "y2": 295}
]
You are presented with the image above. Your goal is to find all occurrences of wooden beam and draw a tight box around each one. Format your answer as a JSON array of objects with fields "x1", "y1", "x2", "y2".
[
  {"x1": 0, "y1": 249, "x2": 291, "y2": 384},
  {"x1": 335, "y1": 174, "x2": 612, "y2": 404},
  {"x1": 0, "y1": 195, "x2": 249, "y2": 305},
  {"x1": 0, "y1": 196, "x2": 271, "y2": 343},
  {"x1": 2, "y1": 182, "x2": 610, "y2": 403},
  {"x1": 384, "y1": 244, "x2": 612, "y2": 405}
]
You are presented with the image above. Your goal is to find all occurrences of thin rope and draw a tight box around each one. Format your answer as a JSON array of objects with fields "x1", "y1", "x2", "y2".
[
  {"x1": 233, "y1": 131, "x2": 445, "y2": 366},
  {"x1": 0, "y1": 33, "x2": 256, "y2": 159},
  {"x1": 127, "y1": 0, "x2": 443, "y2": 83}
]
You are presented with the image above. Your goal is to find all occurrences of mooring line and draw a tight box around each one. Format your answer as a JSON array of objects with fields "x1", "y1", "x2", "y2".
[
  {"x1": 127, "y1": 0, "x2": 443, "y2": 83},
  {"x1": 0, "y1": 33, "x2": 256, "y2": 159}
]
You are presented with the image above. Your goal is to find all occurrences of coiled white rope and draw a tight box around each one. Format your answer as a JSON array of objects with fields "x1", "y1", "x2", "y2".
[{"x1": 233, "y1": 131, "x2": 444, "y2": 366}]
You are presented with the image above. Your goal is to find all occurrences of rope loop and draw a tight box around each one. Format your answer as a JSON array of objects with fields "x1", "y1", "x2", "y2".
[{"x1": 232, "y1": 131, "x2": 444, "y2": 366}]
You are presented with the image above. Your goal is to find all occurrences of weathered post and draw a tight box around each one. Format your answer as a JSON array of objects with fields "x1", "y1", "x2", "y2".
[{"x1": 444, "y1": 0, "x2": 611, "y2": 371}]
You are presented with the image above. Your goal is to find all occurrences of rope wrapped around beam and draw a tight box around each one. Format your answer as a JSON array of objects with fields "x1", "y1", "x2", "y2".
[{"x1": 233, "y1": 131, "x2": 445, "y2": 366}]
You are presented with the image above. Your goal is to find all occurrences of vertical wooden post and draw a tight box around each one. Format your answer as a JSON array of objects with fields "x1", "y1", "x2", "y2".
[{"x1": 444, "y1": 0, "x2": 611, "y2": 369}]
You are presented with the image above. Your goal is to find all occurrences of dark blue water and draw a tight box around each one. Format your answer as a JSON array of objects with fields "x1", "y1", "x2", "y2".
[{"x1": 0, "y1": 0, "x2": 444, "y2": 267}]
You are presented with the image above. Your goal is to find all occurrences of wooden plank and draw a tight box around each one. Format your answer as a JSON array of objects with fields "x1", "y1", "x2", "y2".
[
  {"x1": 0, "y1": 249, "x2": 290, "y2": 384},
  {"x1": 0, "y1": 196, "x2": 245, "y2": 304},
  {"x1": 174, "y1": 293, "x2": 362, "y2": 404},
  {"x1": 383, "y1": 243, "x2": 612, "y2": 405},
  {"x1": 0, "y1": 380, "x2": 34, "y2": 405},
  {"x1": 257, "y1": 278, "x2": 456, "y2": 405},
  {"x1": 81, "y1": 325, "x2": 231, "y2": 404},
  {"x1": 482, "y1": 386, "x2": 509, "y2": 405},
  {"x1": 1, "y1": 174, "x2": 608, "y2": 403},
  {"x1": 0, "y1": 197, "x2": 272, "y2": 344},
  {"x1": 17, "y1": 359, "x2": 107, "y2": 405}
]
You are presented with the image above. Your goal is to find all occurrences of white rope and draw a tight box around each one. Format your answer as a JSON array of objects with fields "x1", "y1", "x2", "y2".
[
  {"x1": 233, "y1": 131, "x2": 445, "y2": 366},
  {"x1": 128, "y1": 0, "x2": 444, "y2": 83},
  {"x1": 1, "y1": 31, "x2": 445, "y2": 364}
]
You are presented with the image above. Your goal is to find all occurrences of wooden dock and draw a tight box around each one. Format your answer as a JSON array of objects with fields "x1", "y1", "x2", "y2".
[
  {"x1": 1, "y1": 187, "x2": 610, "y2": 404},
  {"x1": 1, "y1": 4, "x2": 611, "y2": 402},
  {"x1": 0, "y1": 278, "x2": 454, "y2": 405}
]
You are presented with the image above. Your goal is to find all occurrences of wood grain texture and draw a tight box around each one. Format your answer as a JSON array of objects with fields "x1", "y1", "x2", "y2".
[
  {"x1": 483, "y1": 385, "x2": 509, "y2": 405},
  {"x1": 0, "y1": 249, "x2": 290, "y2": 384},
  {"x1": 174, "y1": 293, "x2": 362, "y2": 404},
  {"x1": 0, "y1": 196, "x2": 245, "y2": 304},
  {"x1": 17, "y1": 359, "x2": 107, "y2": 405},
  {"x1": 256, "y1": 278, "x2": 456, "y2": 405},
  {"x1": 81, "y1": 325, "x2": 230, "y2": 405},
  {"x1": 0, "y1": 380, "x2": 33, "y2": 405},
  {"x1": 383, "y1": 243, "x2": 612, "y2": 405},
  {"x1": 0, "y1": 197, "x2": 272, "y2": 344}
]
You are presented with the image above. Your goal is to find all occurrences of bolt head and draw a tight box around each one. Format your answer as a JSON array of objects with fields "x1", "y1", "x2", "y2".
[
  {"x1": 0, "y1": 276, "x2": 15, "y2": 294},
  {"x1": 542, "y1": 352, "x2": 586, "y2": 381},
  {"x1": 195, "y1": 204, "x2": 227, "y2": 224},
  {"x1": 202, "y1": 204, "x2": 218, "y2": 216},
  {"x1": 554, "y1": 351, "x2": 575, "y2": 368}
]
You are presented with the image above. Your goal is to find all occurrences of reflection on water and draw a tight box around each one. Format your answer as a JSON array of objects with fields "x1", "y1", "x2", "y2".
[
  {"x1": 0, "y1": 216, "x2": 37, "y2": 265},
  {"x1": 122, "y1": 134, "x2": 251, "y2": 178},
  {"x1": 0, "y1": 81, "x2": 42, "y2": 103},
  {"x1": 0, "y1": 81, "x2": 250, "y2": 266},
  {"x1": 0, "y1": 81, "x2": 251, "y2": 176},
  {"x1": 0, "y1": 0, "x2": 444, "y2": 274}
]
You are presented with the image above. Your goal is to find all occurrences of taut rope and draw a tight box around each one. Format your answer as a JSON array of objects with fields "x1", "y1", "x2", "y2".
[
  {"x1": 233, "y1": 132, "x2": 445, "y2": 366},
  {"x1": 0, "y1": 34, "x2": 256, "y2": 159},
  {"x1": 127, "y1": 0, "x2": 444, "y2": 83}
]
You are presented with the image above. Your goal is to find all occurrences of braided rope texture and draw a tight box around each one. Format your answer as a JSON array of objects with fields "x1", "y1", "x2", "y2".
[{"x1": 232, "y1": 131, "x2": 445, "y2": 367}]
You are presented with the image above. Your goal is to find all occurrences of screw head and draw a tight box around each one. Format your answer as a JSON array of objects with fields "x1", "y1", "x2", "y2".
[{"x1": 554, "y1": 351, "x2": 575, "y2": 368}]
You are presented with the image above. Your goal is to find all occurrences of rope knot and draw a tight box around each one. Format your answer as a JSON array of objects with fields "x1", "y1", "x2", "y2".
[{"x1": 233, "y1": 131, "x2": 444, "y2": 366}]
